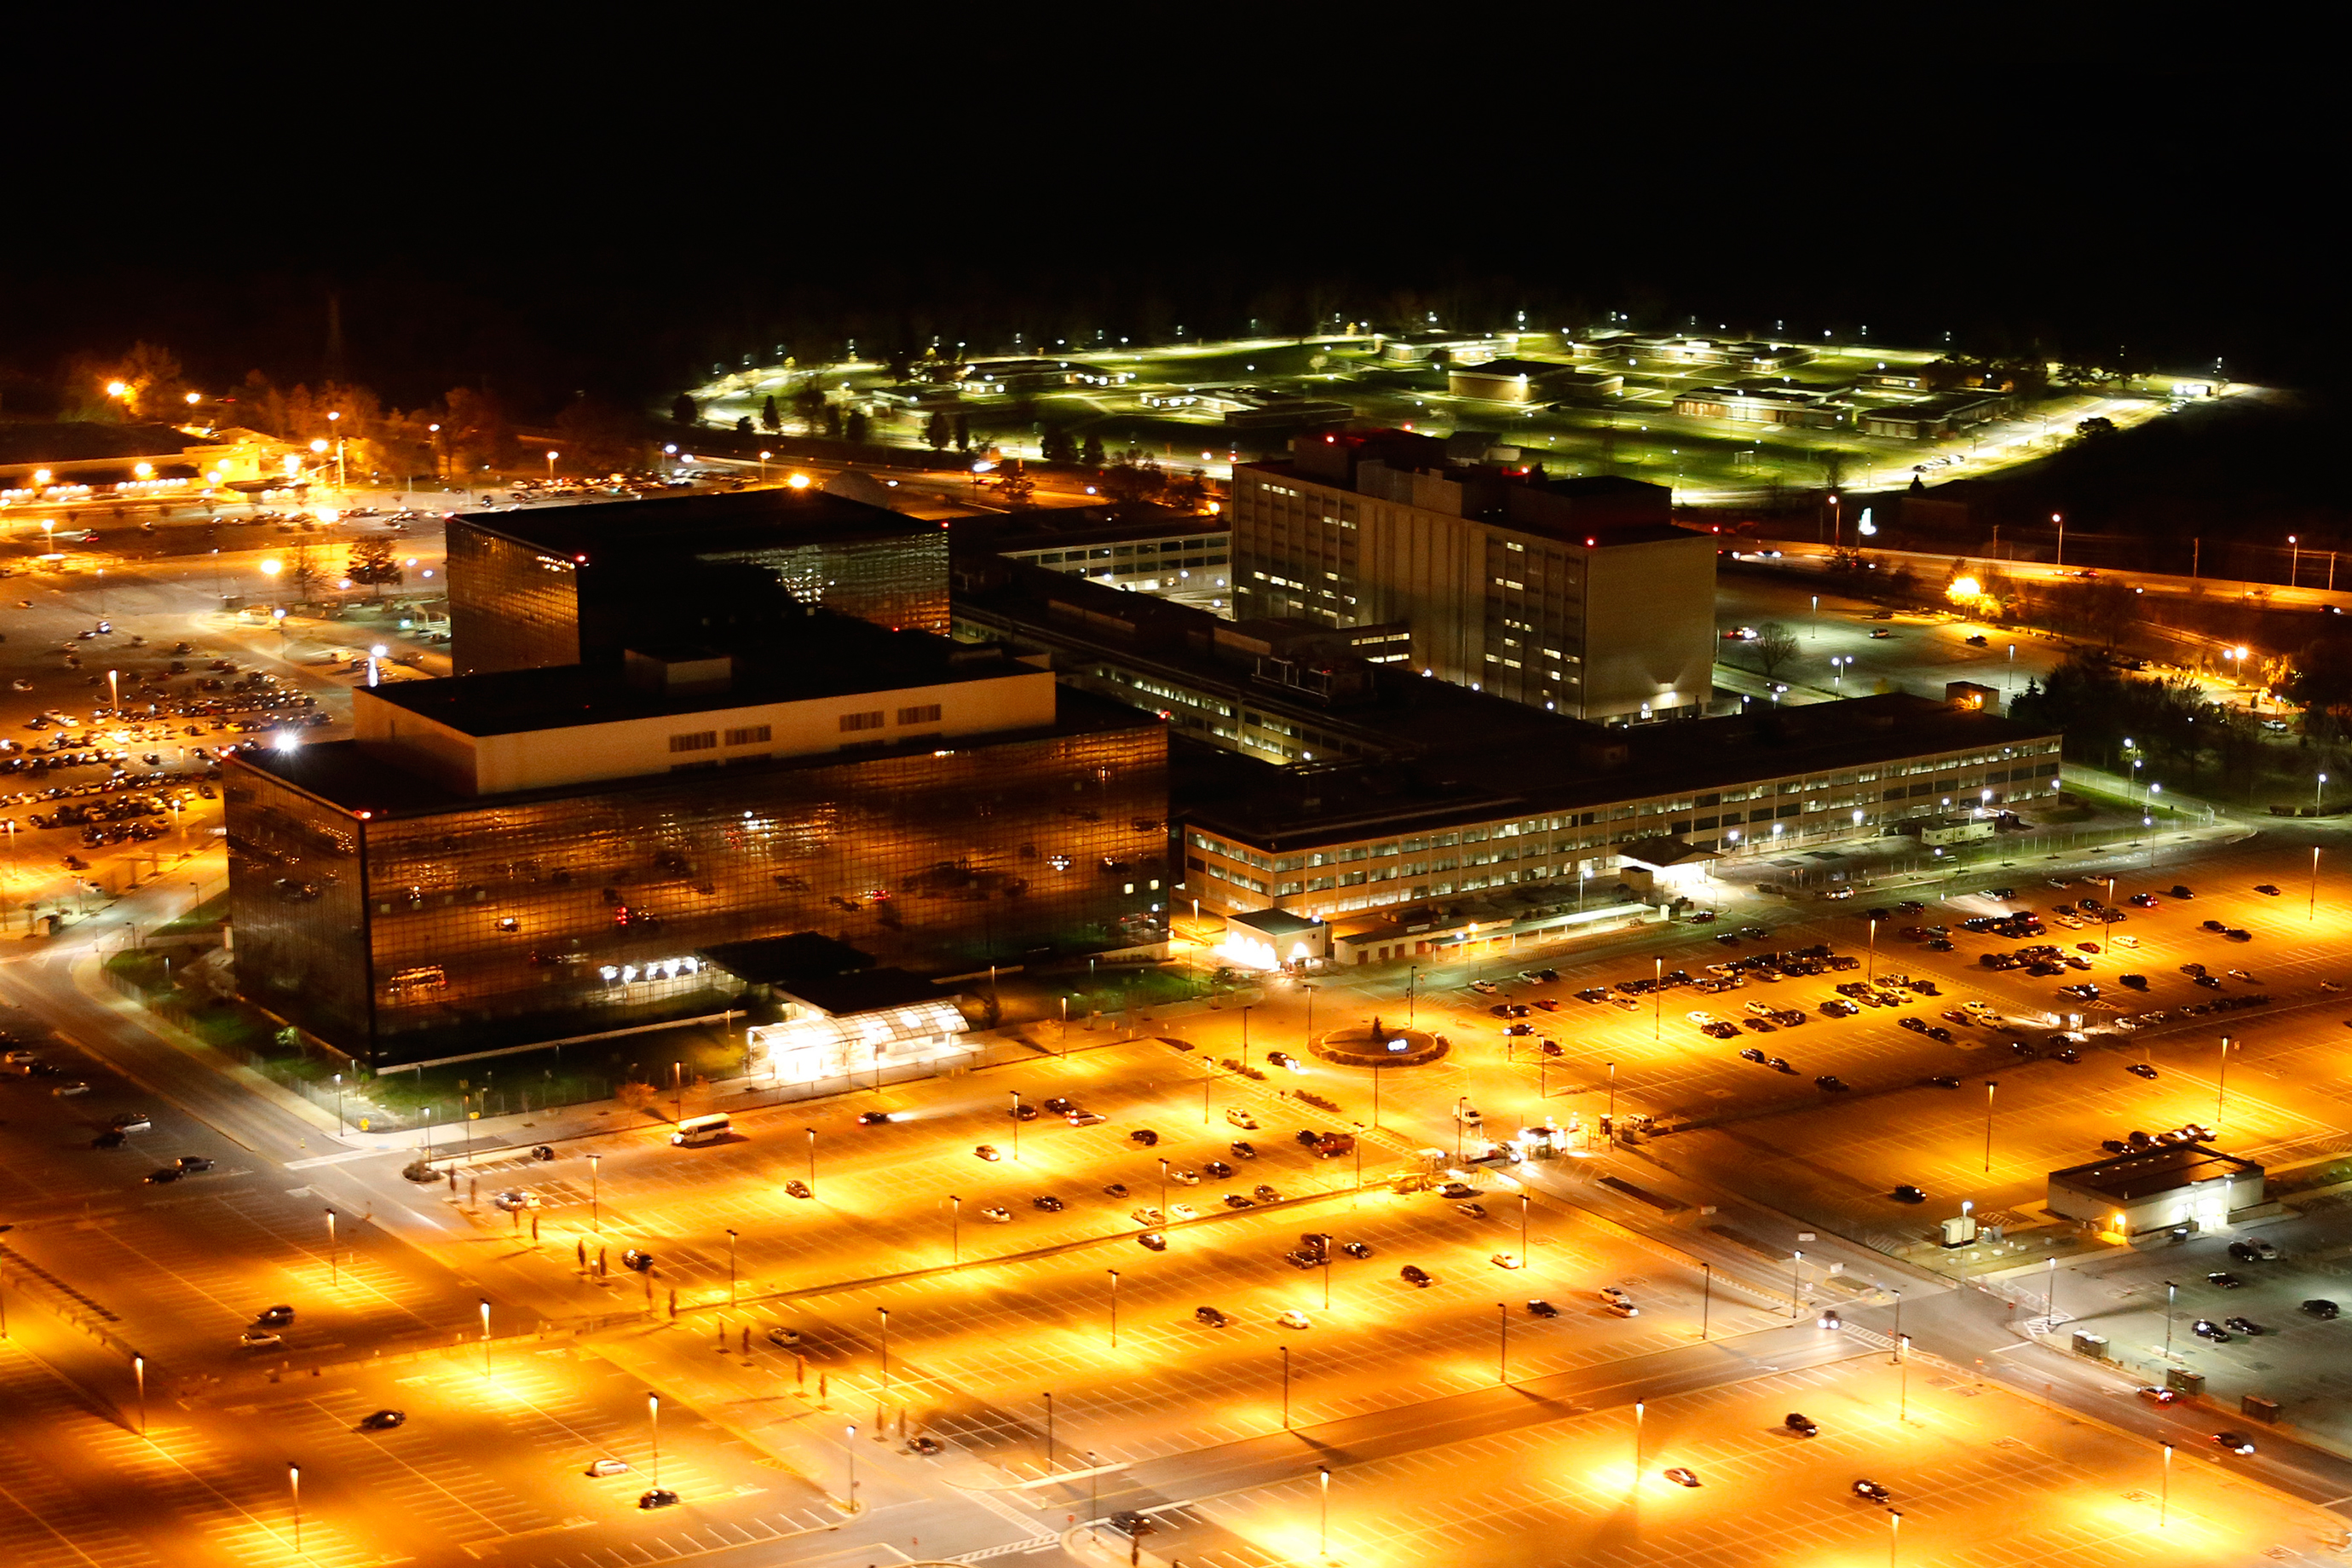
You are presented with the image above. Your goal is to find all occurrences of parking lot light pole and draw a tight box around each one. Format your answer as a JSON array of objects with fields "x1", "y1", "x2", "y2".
[
  {"x1": 1889, "y1": 1507, "x2": 1901, "y2": 1567},
  {"x1": 1632, "y1": 1399, "x2": 1644, "y2": 1487},
  {"x1": 950, "y1": 1196, "x2": 961, "y2": 1265},
  {"x1": 2217, "y1": 1036, "x2": 2233, "y2": 1132},
  {"x1": 1318, "y1": 1463, "x2": 1332, "y2": 1560},
  {"x1": 1899, "y1": 1334, "x2": 1911, "y2": 1421},
  {"x1": 844, "y1": 1421, "x2": 855, "y2": 1513},
  {"x1": 134, "y1": 1353, "x2": 146, "y2": 1434},
  {"x1": 1652, "y1": 956, "x2": 1662, "y2": 1040},
  {"x1": 805, "y1": 1127, "x2": 817, "y2": 1196},
  {"x1": 1010, "y1": 1092, "x2": 1022, "y2": 1162},
  {"x1": 1790, "y1": 1249, "x2": 1804, "y2": 1318},
  {"x1": 726, "y1": 1228, "x2": 738, "y2": 1309},
  {"x1": 649, "y1": 1395, "x2": 662, "y2": 1489},
  {"x1": 289, "y1": 1463, "x2": 301, "y2": 1553},
  {"x1": 2164, "y1": 1280, "x2": 2177, "y2": 1359},
  {"x1": 1159, "y1": 1157, "x2": 1169, "y2": 1224},
  {"x1": 1043, "y1": 1392, "x2": 1055, "y2": 1474},
  {"x1": 1519, "y1": 1191, "x2": 1530, "y2": 1265},
  {"x1": 1497, "y1": 1300, "x2": 1509, "y2": 1384},
  {"x1": 1700, "y1": 1263, "x2": 1712, "y2": 1340},
  {"x1": 2160, "y1": 1442, "x2": 2173, "y2": 1527},
  {"x1": 587, "y1": 1154, "x2": 601, "y2": 1232},
  {"x1": 2312, "y1": 845, "x2": 2323, "y2": 923},
  {"x1": 1983, "y1": 1081, "x2": 1997, "y2": 1173},
  {"x1": 1406, "y1": 965, "x2": 1418, "y2": 1024},
  {"x1": 1281, "y1": 1344, "x2": 1290, "y2": 1428},
  {"x1": 1868, "y1": 918, "x2": 1878, "y2": 983},
  {"x1": 1107, "y1": 1270, "x2": 1120, "y2": 1349},
  {"x1": 878, "y1": 1308, "x2": 891, "y2": 1404},
  {"x1": 326, "y1": 1208, "x2": 337, "y2": 1288},
  {"x1": 1241, "y1": 1004, "x2": 1254, "y2": 1070},
  {"x1": 480, "y1": 1297, "x2": 492, "y2": 1378}
]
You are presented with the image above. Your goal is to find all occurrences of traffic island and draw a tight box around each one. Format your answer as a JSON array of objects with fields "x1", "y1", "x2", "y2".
[{"x1": 1310, "y1": 1019, "x2": 1446, "y2": 1068}]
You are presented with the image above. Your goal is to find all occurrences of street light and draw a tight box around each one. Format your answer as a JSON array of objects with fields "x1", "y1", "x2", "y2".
[
  {"x1": 1983, "y1": 1080, "x2": 1997, "y2": 1173},
  {"x1": 587, "y1": 1153, "x2": 602, "y2": 1231},
  {"x1": 326, "y1": 1208, "x2": 337, "y2": 1288},
  {"x1": 2217, "y1": 1035, "x2": 2233, "y2": 1132},
  {"x1": 649, "y1": 1394, "x2": 662, "y2": 1490},
  {"x1": 479, "y1": 1297, "x2": 492, "y2": 1378},
  {"x1": 289, "y1": 1463, "x2": 301, "y2": 1554},
  {"x1": 726, "y1": 1227, "x2": 739, "y2": 1308},
  {"x1": 135, "y1": 1352, "x2": 146, "y2": 1434},
  {"x1": 545, "y1": 450, "x2": 558, "y2": 481},
  {"x1": 1010, "y1": 1090, "x2": 1023, "y2": 1161},
  {"x1": 1318, "y1": 1463, "x2": 1332, "y2": 1561},
  {"x1": 950, "y1": 1194, "x2": 961, "y2": 1264},
  {"x1": 878, "y1": 1307, "x2": 891, "y2": 1403},
  {"x1": 1107, "y1": 1269, "x2": 1121, "y2": 1349},
  {"x1": 805, "y1": 1127, "x2": 818, "y2": 1196}
]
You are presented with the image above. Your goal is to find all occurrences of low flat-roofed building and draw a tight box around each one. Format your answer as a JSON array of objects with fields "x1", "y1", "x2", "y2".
[
  {"x1": 1673, "y1": 383, "x2": 1844, "y2": 428},
  {"x1": 2049, "y1": 1144, "x2": 2264, "y2": 1236},
  {"x1": 1376, "y1": 331, "x2": 1514, "y2": 364},
  {"x1": 1861, "y1": 391, "x2": 2009, "y2": 441},
  {"x1": 1222, "y1": 907, "x2": 1328, "y2": 970},
  {"x1": 958, "y1": 358, "x2": 1079, "y2": 393},
  {"x1": 0, "y1": 420, "x2": 293, "y2": 500},
  {"x1": 1446, "y1": 358, "x2": 1582, "y2": 403},
  {"x1": 1176, "y1": 692, "x2": 2063, "y2": 925},
  {"x1": 988, "y1": 510, "x2": 1232, "y2": 612}
]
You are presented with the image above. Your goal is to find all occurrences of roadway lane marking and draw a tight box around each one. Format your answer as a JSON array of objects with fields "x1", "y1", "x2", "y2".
[{"x1": 284, "y1": 1149, "x2": 389, "y2": 1170}]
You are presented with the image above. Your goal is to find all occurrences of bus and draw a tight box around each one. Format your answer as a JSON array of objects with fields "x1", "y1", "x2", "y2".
[{"x1": 671, "y1": 1114, "x2": 732, "y2": 1147}]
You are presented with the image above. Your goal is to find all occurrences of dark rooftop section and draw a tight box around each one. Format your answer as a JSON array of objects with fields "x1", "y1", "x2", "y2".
[
  {"x1": 369, "y1": 610, "x2": 1032, "y2": 738},
  {"x1": 2052, "y1": 1144, "x2": 2263, "y2": 1201},
  {"x1": 951, "y1": 554, "x2": 1579, "y2": 758},
  {"x1": 698, "y1": 932, "x2": 873, "y2": 986},
  {"x1": 1179, "y1": 692, "x2": 2061, "y2": 852},
  {"x1": 1450, "y1": 358, "x2": 1577, "y2": 378},
  {"x1": 781, "y1": 967, "x2": 960, "y2": 1016},
  {"x1": 967, "y1": 501, "x2": 1227, "y2": 555},
  {"x1": 459, "y1": 484, "x2": 933, "y2": 560},
  {"x1": 233, "y1": 682, "x2": 1160, "y2": 818},
  {"x1": 0, "y1": 421, "x2": 210, "y2": 465},
  {"x1": 1262, "y1": 427, "x2": 1676, "y2": 539}
]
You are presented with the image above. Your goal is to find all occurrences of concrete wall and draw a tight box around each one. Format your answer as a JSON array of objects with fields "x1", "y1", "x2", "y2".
[
  {"x1": 1579, "y1": 533, "x2": 1718, "y2": 719},
  {"x1": 354, "y1": 670, "x2": 1058, "y2": 795}
]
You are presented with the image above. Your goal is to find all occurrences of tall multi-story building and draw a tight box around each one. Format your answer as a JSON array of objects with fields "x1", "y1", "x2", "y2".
[
  {"x1": 1227, "y1": 429, "x2": 1718, "y2": 722},
  {"x1": 447, "y1": 488, "x2": 949, "y2": 676},
  {"x1": 226, "y1": 611, "x2": 1167, "y2": 1064}
]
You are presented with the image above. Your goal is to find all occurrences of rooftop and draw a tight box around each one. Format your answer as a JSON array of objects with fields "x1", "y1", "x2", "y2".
[
  {"x1": 456, "y1": 486, "x2": 935, "y2": 561},
  {"x1": 1179, "y1": 692, "x2": 2061, "y2": 852},
  {"x1": 697, "y1": 932, "x2": 874, "y2": 987},
  {"x1": 2051, "y1": 1144, "x2": 2263, "y2": 1201},
  {"x1": 0, "y1": 421, "x2": 215, "y2": 466},
  {"x1": 780, "y1": 967, "x2": 960, "y2": 1017},
  {"x1": 1450, "y1": 358, "x2": 1577, "y2": 378},
  {"x1": 367, "y1": 613, "x2": 1031, "y2": 739},
  {"x1": 233, "y1": 680, "x2": 1158, "y2": 818}
]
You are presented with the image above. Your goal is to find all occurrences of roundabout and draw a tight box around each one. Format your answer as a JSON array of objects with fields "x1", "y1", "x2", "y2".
[{"x1": 1309, "y1": 1017, "x2": 1449, "y2": 1068}]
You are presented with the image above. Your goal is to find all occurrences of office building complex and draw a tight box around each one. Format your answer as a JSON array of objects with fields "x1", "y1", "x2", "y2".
[
  {"x1": 447, "y1": 487, "x2": 949, "y2": 676},
  {"x1": 226, "y1": 611, "x2": 1167, "y2": 1063},
  {"x1": 1228, "y1": 429, "x2": 1717, "y2": 722},
  {"x1": 1177, "y1": 692, "x2": 2062, "y2": 937}
]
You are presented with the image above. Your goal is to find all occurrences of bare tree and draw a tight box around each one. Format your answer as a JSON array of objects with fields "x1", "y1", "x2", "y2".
[{"x1": 1751, "y1": 620, "x2": 1800, "y2": 680}]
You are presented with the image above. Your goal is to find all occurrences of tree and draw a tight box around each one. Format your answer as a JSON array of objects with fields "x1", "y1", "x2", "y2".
[
  {"x1": 117, "y1": 341, "x2": 188, "y2": 419},
  {"x1": 2074, "y1": 415, "x2": 2119, "y2": 441},
  {"x1": 760, "y1": 395, "x2": 781, "y2": 432},
  {"x1": 349, "y1": 537, "x2": 402, "y2": 587},
  {"x1": 1101, "y1": 451, "x2": 1167, "y2": 504},
  {"x1": 1040, "y1": 424, "x2": 1076, "y2": 463},
  {"x1": 845, "y1": 409, "x2": 870, "y2": 445},
  {"x1": 792, "y1": 381, "x2": 826, "y2": 433},
  {"x1": 285, "y1": 543, "x2": 325, "y2": 602},
  {"x1": 885, "y1": 349, "x2": 915, "y2": 382},
  {"x1": 441, "y1": 387, "x2": 510, "y2": 474},
  {"x1": 824, "y1": 405, "x2": 844, "y2": 437},
  {"x1": 997, "y1": 458, "x2": 1036, "y2": 509},
  {"x1": 953, "y1": 412, "x2": 971, "y2": 452},
  {"x1": 1750, "y1": 620, "x2": 1799, "y2": 680},
  {"x1": 670, "y1": 393, "x2": 699, "y2": 425},
  {"x1": 1080, "y1": 432, "x2": 1105, "y2": 467},
  {"x1": 553, "y1": 396, "x2": 643, "y2": 476},
  {"x1": 924, "y1": 411, "x2": 951, "y2": 451}
]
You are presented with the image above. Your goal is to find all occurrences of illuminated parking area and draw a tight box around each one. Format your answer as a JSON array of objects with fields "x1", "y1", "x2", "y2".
[{"x1": 1182, "y1": 1355, "x2": 2332, "y2": 1568}]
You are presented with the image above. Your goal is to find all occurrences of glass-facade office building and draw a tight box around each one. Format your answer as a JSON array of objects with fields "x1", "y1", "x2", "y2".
[
  {"x1": 228, "y1": 699, "x2": 1167, "y2": 1064},
  {"x1": 449, "y1": 489, "x2": 951, "y2": 677}
]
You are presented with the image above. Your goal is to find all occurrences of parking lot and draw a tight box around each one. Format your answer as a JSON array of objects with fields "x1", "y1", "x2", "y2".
[{"x1": 1162, "y1": 1352, "x2": 2342, "y2": 1568}]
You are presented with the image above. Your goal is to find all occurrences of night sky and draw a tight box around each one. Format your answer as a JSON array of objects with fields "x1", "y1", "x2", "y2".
[{"x1": 1, "y1": 46, "x2": 2334, "y2": 419}]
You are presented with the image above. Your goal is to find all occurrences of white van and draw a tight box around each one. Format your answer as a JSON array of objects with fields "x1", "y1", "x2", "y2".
[{"x1": 671, "y1": 1114, "x2": 731, "y2": 1147}]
